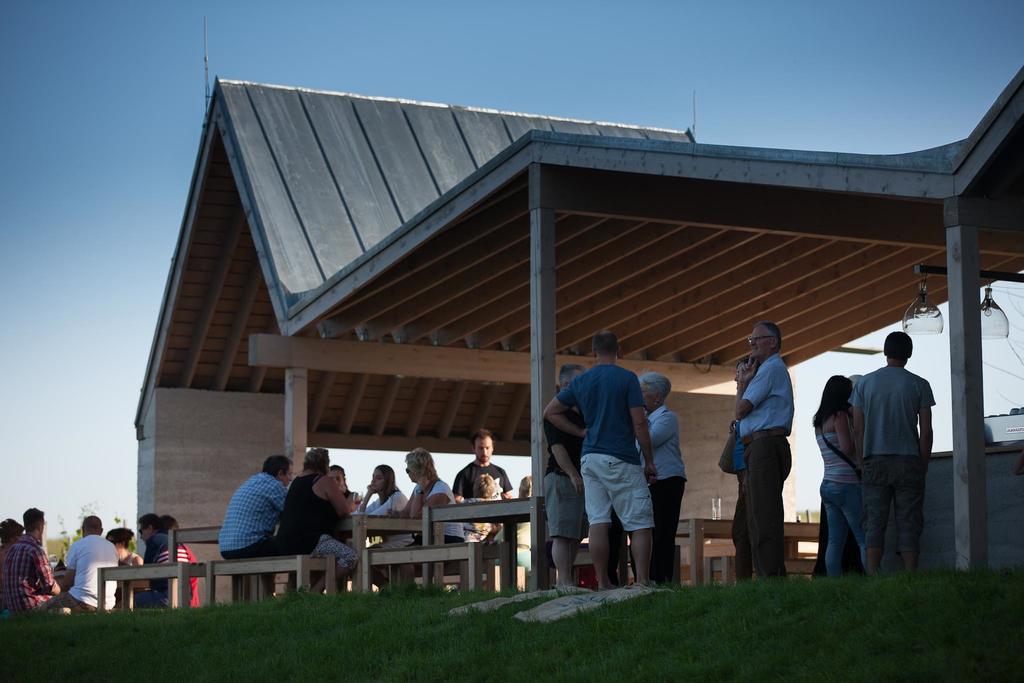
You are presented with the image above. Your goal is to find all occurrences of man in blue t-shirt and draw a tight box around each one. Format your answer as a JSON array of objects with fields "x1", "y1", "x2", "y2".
[{"x1": 544, "y1": 331, "x2": 656, "y2": 589}]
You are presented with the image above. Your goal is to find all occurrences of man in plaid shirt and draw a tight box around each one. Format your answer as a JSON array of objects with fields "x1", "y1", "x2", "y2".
[
  {"x1": 219, "y1": 455, "x2": 292, "y2": 559},
  {"x1": 2, "y1": 508, "x2": 59, "y2": 612}
]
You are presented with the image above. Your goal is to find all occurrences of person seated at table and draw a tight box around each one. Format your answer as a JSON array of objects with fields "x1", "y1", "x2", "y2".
[
  {"x1": 452, "y1": 429, "x2": 514, "y2": 502},
  {"x1": 133, "y1": 513, "x2": 171, "y2": 608},
  {"x1": 0, "y1": 518, "x2": 25, "y2": 610},
  {"x1": 158, "y1": 515, "x2": 200, "y2": 608},
  {"x1": 104, "y1": 528, "x2": 141, "y2": 609},
  {"x1": 219, "y1": 455, "x2": 292, "y2": 560},
  {"x1": 356, "y1": 465, "x2": 413, "y2": 549},
  {"x1": 106, "y1": 528, "x2": 143, "y2": 567},
  {"x1": 397, "y1": 448, "x2": 465, "y2": 544},
  {"x1": 329, "y1": 465, "x2": 362, "y2": 507},
  {"x1": 1, "y1": 508, "x2": 59, "y2": 612},
  {"x1": 461, "y1": 474, "x2": 502, "y2": 543},
  {"x1": 44, "y1": 515, "x2": 117, "y2": 613},
  {"x1": 275, "y1": 448, "x2": 358, "y2": 586}
]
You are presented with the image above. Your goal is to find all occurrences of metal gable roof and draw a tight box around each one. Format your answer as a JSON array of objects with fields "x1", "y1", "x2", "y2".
[{"x1": 214, "y1": 80, "x2": 694, "y2": 311}]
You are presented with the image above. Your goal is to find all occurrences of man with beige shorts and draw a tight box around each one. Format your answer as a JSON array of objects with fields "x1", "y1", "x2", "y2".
[{"x1": 544, "y1": 331, "x2": 656, "y2": 589}]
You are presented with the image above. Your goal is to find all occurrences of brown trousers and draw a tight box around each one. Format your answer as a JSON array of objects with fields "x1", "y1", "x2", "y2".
[{"x1": 744, "y1": 435, "x2": 792, "y2": 578}]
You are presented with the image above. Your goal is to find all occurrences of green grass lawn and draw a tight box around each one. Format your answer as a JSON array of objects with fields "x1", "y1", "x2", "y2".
[{"x1": 6, "y1": 570, "x2": 1022, "y2": 682}]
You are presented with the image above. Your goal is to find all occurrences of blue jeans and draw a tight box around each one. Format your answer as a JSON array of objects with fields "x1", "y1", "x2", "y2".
[
  {"x1": 819, "y1": 480, "x2": 866, "y2": 577},
  {"x1": 134, "y1": 589, "x2": 169, "y2": 609}
]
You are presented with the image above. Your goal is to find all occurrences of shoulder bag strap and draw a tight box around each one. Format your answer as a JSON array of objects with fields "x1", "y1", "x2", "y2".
[{"x1": 820, "y1": 433, "x2": 861, "y2": 480}]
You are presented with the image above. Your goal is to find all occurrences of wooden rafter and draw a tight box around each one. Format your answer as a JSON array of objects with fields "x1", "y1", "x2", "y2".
[
  {"x1": 783, "y1": 253, "x2": 1024, "y2": 365},
  {"x1": 427, "y1": 216, "x2": 650, "y2": 348},
  {"x1": 638, "y1": 240, "x2": 868, "y2": 360},
  {"x1": 470, "y1": 384, "x2": 499, "y2": 434},
  {"x1": 548, "y1": 230, "x2": 776, "y2": 353},
  {"x1": 398, "y1": 213, "x2": 616, "y2": 346},
  {"x1": 322, "y1": 198, "x2": 530, "y2": 337},
  {"x1": 308, "y1": 371, "x2": 337, "y2": 432},
  {"x1": 671, "y1": 245, "x2": 932, "y2": 362},
  {"x1": 502, "y1": 384, "x2": 529, "y2": 442},
  {"x1": 337, "y1": 373, "x2": 369, "y2": 434},
  {"x1": 405, "y1": 377, "x2": 436, "y2": 437},
  {"x1": 438, "y1": 381, "x2": 468, "y2": 439},
  {"x1": 373, "y1": 376, "x2": 403, "y2": 436},
  {"x1": 214, "y1": 259, "x2": 262, "y2": 391},
  {"x1": 712, "y1": 248, "x2": 946, "y2": 362},
  {"x1": 180, "y1": 209, "x2": 244, "y2": 387}
]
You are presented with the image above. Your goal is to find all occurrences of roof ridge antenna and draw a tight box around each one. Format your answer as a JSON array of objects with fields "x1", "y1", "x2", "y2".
[
  {"x1": 203, "y1": 17, "x2": 211, "y2": 113},
  {"x1": 692, "y1": 89, "x2": 697, "y2": 141}
]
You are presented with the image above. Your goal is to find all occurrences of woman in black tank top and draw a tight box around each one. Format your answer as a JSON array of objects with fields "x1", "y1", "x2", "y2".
[{"x1": 275, "y1": 449, "x2": 355, "y2": 555}]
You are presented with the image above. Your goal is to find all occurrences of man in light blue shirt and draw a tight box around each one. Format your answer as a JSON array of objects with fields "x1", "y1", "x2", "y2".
[
  {"x1": 735, "y1": 321, "x2": 794, "y2": 578},
  {"x1": 219, "y1": 455, "x2": 292, "y2": 559}
]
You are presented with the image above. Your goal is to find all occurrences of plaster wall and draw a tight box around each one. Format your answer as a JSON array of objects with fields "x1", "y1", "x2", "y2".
[
  {"x1": 669, "y1": 392, "x2": 798, "y2": 524},
  {"x1": 137, "y1": 388, "x2": 284, "y2": 601}
]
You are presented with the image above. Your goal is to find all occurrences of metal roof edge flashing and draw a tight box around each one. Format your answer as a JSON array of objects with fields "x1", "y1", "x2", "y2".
[{"x1": 952, "y1": 65, "x2": 1024, "y2": 172}]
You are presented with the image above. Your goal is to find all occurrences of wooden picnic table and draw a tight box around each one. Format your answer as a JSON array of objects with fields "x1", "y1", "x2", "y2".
[
  {"x1": 336, "y1": 516, "x2": 422, "y2": 592},
  {"x1": 423, "y1": 498, "x2": 546, "y2": 589},
  {"x1": 677, "y1": 518, "x2": 820, "y2": 585}
]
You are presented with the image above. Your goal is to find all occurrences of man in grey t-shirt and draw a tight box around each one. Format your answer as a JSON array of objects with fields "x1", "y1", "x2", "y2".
[{"x1": 851, "y1": 331, "x2": 934, "y2": 574}]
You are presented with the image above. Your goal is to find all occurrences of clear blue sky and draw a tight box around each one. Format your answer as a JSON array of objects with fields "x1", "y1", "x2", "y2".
[{"x1": 2, "y1": 1, "x2": 1023, "y2": 535}]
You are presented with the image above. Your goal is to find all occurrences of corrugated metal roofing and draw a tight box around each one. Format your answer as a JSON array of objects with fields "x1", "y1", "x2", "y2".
[{"x1": 215, "y1": 80, "x2": 693, "y2": 301}]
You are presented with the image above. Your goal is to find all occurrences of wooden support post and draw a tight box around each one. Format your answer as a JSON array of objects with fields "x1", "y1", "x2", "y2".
[
  {"x1": 946, "y1": 223, "x2": 987, "y2": 569},
  {"x1": 285, "y1": 368, "x2": 308, "y2": 463},
  {"x1": 529, "y1": 163, "x2": 555, "y2": 591}
]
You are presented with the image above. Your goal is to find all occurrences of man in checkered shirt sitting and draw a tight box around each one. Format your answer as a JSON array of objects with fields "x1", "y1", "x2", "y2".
[{"x1": 219, "y1": 455, "x2": 293, "y2": 559}]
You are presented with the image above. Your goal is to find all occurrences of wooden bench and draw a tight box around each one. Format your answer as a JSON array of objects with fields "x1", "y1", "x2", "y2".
[
  {"x1": 168, "y1": 525, "x2": 221, "y2": 558},
  {"x1": 97, "y1": 563, "x2": 206, "y2": 611},
  {"x1": 361, "y1": 542, "x2": 511, "y2": 592},
  {"x1": 205, "y1": 555, "x2": 337, "y2": 603}
]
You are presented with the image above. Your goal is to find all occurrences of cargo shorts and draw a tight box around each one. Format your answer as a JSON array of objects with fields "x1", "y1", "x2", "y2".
[{"x1": 861, "y1": 455, "x2": 927, "y2": 552}]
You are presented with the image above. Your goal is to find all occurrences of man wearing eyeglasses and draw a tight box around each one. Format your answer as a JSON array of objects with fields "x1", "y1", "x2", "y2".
[{"x1": 735, "y1": 321, "x2": 794, "y2": 578}]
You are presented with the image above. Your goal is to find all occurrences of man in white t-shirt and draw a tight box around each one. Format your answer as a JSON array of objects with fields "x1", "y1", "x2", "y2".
[{"x1": 44, "y1": 515, "x2": 117, "y2": 613}]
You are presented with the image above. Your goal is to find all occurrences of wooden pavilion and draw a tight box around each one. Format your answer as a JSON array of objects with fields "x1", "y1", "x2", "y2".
[{"x1": 137, "y1": 69, "x2": 1024, "y2": 581}]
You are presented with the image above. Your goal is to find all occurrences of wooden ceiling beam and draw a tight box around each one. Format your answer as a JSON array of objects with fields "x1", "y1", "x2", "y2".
[
  {"x1": 179, "y1": 210, "x2": 244, "y2": 387},
  {"x1": 675, "y1": 246, "x2": 937, "y2": 362},
  {"x1": 438, "y1": 381, "x2": 468, "y2": 439},
  {"x1": 248, "y1": 334, "x2": 734, "y2": 392},
  {"x1": 214, "y1": 260, "x2": 263, "y2": 391},
  {"x1": 337, "y1": 373, "x2": 369, "y2": 434},
  {"x1": 373, "y1": 376, "x2": 403, "y2": 436},
  {"x1": 403, "y1": 214, "x2": 626, "y2": 346},
  {"x1": 308, "y1": 371, "x2": 337, "y2": 432},
  {"x1": 639, "y1": 240, "x2": 870, "y2": 360},
  {"x1": 310, "y1": 432, "x2": 529, "y2": 457},
  {"x1": 536, "y1": 165, "x2": 1024, "y2": 256},
  {"x1": 552, "y1": 232, "x2": 789, "y2": 353},
  {"x1": 477, "y1": 224, "x2": 720, "y2": 351},
  {"x1": 502, "y1": 384, "x2": 530, "y2": 442},
  {"x1": 405, "y1": 377, "x2": 436, "y2": 437}
]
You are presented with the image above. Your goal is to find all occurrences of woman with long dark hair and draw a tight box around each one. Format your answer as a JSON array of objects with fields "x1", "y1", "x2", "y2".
[{"x1": 813, "y1": 375, "x2": 866, "y2": 576}]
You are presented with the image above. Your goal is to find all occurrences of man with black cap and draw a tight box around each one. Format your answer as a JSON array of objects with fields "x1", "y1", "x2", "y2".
[{"x1": 851, "y1": 331, "x2": 934, "y2": 574}]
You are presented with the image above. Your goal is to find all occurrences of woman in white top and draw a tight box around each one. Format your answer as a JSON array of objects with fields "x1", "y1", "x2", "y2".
[
  {"x1": 356, "y1": 465, "x2": 413, "y2": 549},
  {"x1": 814, "y1": 375, "x2": 866, "y2": 577},
  {"x1": 397, "y1": 448, "x2": 465, "y2": 543}
]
